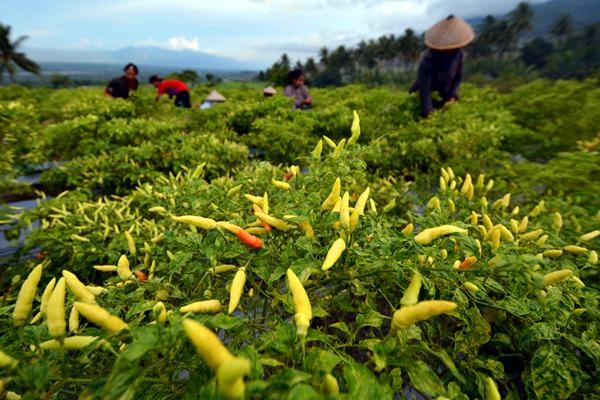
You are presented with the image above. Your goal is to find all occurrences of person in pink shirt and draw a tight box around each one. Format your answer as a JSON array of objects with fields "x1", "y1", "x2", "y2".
[{"x1": 149, "y1": 75, "x2": 191, "y2": 108}]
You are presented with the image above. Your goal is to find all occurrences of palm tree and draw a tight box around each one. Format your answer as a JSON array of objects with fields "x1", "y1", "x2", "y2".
[
  {"x1": 318, "y1": 47, "x2": 329, "y2": 66},
  {"x1": 279, "y1": 53, "x2": 291, "y2": 69},
  {"x1": 0, "y1": 24, "x2": 40, "y2": 83},
  {"x1": 509, "y1": 2, "x2": 534, "y2": 36},
  {"x1": 550, "y1": 14, "x2": 573, "y2": 44},
  {"x1": 398, "y1": 29, "x2": 421, "y2": 69}
]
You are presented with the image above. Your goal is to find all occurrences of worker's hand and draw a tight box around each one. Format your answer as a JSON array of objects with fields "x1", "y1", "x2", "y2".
[
  {"x1": 304, "y1": 96, "x2": 313, "y2": 105},
  {"x1": 446, "y1": 97, "x2": 457, "y2": 105}
]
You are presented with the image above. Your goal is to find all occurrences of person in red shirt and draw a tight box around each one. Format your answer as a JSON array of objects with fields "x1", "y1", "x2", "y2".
[{"x1": 149, "y1": 75, "x2": 191, "y2": 108}]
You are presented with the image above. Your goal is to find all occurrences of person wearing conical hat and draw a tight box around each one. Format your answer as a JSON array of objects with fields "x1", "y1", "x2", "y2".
[
  {"x1": 263, "y1": 86, "x2": 276, "y2": 97},
  {"x1": 409, "y1": 15, "x2": 475, "y2": 117},
  {"x1": 200, "y1": 90, "x2": 226, "y2": 109}
]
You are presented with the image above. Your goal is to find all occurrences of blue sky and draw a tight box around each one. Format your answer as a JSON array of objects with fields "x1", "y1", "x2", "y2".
[{"x1": 0, "y1": 0, "x2": 548, "y2": 67}]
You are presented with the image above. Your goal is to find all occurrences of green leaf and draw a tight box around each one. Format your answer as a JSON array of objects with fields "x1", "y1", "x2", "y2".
[
  {"x1": 405, "y1": 360, "x2": 445, "y2": 397},
  {"x1": 200, "y1": 313, "x2": 247, "y2": 330},
  {"x1": 343, "y1": 359, "x2": 393, "y2": 398},
  {"x1": 517, "y1": 322, "x2": 560, "y2": 349},
  {"x1": 356, "y1": 309, "x2": 384, "y2": 329},
  {"x1": 329, "y1": 321, "x2": 352, "y2": 336},
  {"x1": 304, "y1": 349, "x2": 342, "y2": 373},
  {"x1": 454, "y1": 306, "x2": 491, "y2": 353},
  {"x1": 531, "y1": 343, "x2": 581, "y2": 400},
  {"x1": 285, "y1": 383, "x2": 321, "y2": 400}
]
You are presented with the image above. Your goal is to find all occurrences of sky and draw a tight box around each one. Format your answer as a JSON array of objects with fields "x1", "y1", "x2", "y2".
[{"x1": 0, "y1": 0, "x2": 550, "y2": 67}]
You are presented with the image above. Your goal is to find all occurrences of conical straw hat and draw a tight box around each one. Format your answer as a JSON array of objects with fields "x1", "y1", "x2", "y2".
[
  {"x1": 425, "y1": 15, "x2": 475, "y2": 50},
  {"x1": 263, "y1": 86, "x2": 276, "y2": 95},
  {"x1": 205, "y1": 90, "x2": 226, "y2": 102}
]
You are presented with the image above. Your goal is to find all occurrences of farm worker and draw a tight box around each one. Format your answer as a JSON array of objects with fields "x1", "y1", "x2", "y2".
[
  {"x1": 149, "y1": 75, "x2": 191, "y2": 108},
  {"x1": 105, "y1": 63, "x2": 138, "y2": 99},
  {"x1": 263, "y1": 86, "x2": 276, "y2": 97},
  {"x1": 199, "y1": 90, "x2": 226, "y2": 110},
  {"x1": 284, "y1": 69, "x2": 312, "y2": 110},
  {"x1": 409, "y1": 15, "x2": 475, "y2": 117}
]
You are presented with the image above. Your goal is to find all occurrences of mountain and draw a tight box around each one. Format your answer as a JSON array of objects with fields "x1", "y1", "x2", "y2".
[
  {"x1": 467, "y1": 0, "x2": 600, "y2": 37},
  {"x1": 24, "y1": 46, "x2": 260, "y2": 71}
]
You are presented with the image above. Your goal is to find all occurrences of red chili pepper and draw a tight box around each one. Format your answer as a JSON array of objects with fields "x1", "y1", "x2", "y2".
[
  {"x1": 134, "y1": 270, "x2": 148, "y2": 281},
  {"x1": 283, "y1": 171, "x2": 294, "y2": 181},
  {"x1": 235, "y1": 230, "x2": 263, "y2": 249}
]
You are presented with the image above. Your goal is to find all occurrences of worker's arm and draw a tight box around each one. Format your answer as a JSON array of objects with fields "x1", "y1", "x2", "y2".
[{"x1": 417, "y1": 63, "x2": 434, "y2": 117}]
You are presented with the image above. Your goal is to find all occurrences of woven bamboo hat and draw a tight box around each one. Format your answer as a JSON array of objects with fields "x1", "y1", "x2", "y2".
[
  {"x1": 263, "y1": 86, "x2": 276, "y2": 95},
  {"x1": 205, "y1": 90, "x2": 226, "y2": 102},
  {"x1": 425, "y1": 15, "x2": 475, "y2": 50}
]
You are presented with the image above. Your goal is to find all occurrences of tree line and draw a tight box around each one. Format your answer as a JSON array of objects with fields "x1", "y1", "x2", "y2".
[{"x1": 258, "y1": 2, "x2": 599, "y2": 87}]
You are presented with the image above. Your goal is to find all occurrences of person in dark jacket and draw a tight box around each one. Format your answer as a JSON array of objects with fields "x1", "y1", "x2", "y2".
[
  {"x1": 105, "y1": 63, "x2": 139, "y2": 99},
  {"x1": 149, "y1": 75, "x2": 191, "y2": 108},
  {"x1": 409, "y1": 15, "x2": 475, "y2": 117}
]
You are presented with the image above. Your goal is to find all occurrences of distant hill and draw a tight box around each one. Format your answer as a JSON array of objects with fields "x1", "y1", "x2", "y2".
[
  {"x1": 467, "y1": 0, "x2": 600, "y2": 37},
  {"x1": 24, "y1": 46, "x2": 261, "y2": 72}
]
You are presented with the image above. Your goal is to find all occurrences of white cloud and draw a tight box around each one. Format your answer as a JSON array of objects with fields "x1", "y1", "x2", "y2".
[{"x1": 167, "y1": 36, "x2": 201, "y2": 51}]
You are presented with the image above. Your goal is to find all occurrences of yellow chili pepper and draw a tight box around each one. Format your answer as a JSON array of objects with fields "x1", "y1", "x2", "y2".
[
  {"x1": 180, "y1": 300, "x2": 221, "y2": 314},
  {"x1": 254, "y1": 212, "x2": 292, "y2": 231},
  {"x1": 520, "y1": 229, "x2": 543, "y2": 241},
  {"x1": 75, "y1": 302, "x2": 129, "y2": 333},
  {"x1": 400, "y1": 271, "x2": 421, "y2": 307},
  {"x1": 552, "y1": 212, "x2": 563, "y2": 230},
  {"x1": 30, "y1": 277, "x2": 57, "y2": 324},
  {"x1": 485, "y1": 377, "x2": 501, "y2": 400},
  {"x1": 47, "y1": 278, "x2": 66, "y2": 338},
  {"x1": 322, "y1": 238, "x2": 346, "y2": 271},
  {"x1": 543, "y1": 269, "x2": 573, "y2": 286},
  {"x1": 519, "y1": 216, "x2": 529, "y2": 233},
  {"x1": 401, "y1": 223, "x2": 414, "y2": 235},
  {"x1": 580, "y1": 230, "x2": 600, "y2": 241},
  {"x1": 383, "y1": 198, "x2": 396, "y2": 213},
  {"x1": 543, "y1": 249, "x2": 563, "y2": 258},
  {"x1": 69, "y1": 305, "x2": 79, "y2": 333},
  {"x1": 414, "y1": 225, "x2": 468, "y2": 245},
  {"x1": 227, "y1": 184, "x2": 243, "y2": 198},
  {"x1": 228, "y1": 267, "x2": 246, "y2": 314},
  {"x1": 0, "y1": 350, "x2": 18, "y2": 369},
  {"x1": 244, "y1": 194, "x2": 263, "y2": 206},
  {"x1": 13, "y1": 264, "x2": 43, "y2": 326},
  {"x1": 272, "y1": 178, "x2": 291, "y2": 190},
  {"x1": 348, "y1": 110, "x2": 361, "y2": 145},
  {"x1": 340, "y1": 191, "x2": 350, "y2": 229},
  {"x1": 152, "y1": 301, "x2": 167, "y2": 323},
  {"x1": 312, "y1": 139, "x2": 323, "y2": 158},
  {"x1": 117, "y1": 255, "x2": 133, "y2": 281},
  {"x1": 464, "y1": 282, "x2": 479, "y2": 294},
  {"x1": 39, "y1": 336, "x2": 100, "y2": 351},
  {"x1": 562, "y1": 245, "x2": 587, "y2": 254},
  {"x1": 332, "y1": 138, "x2": 346, "y2": 159},
  {"x1": 322, "y1": 135, "x2": 336, "y2": 148},
  {"x1": 171, "y1": 215, "x2": 217, "y2": 230},
  {"x1": 286, "y1": 269, "x2": 312, "y2": 338},
  {"x1": 123, "y1": 231, "x2": 136, "y2": 256},
  {"x1": 321, "y1": 373, "x2": 340, "y2": 395},
  {"x1": 62, "y1": 270, "x2": 95, "y2": 304},
  {"x1": 391, "y1": 300, "x2": 457, "y2": 330},
  {"x1": 322, "y1": 177, "x2": 341, "y2": 211}
]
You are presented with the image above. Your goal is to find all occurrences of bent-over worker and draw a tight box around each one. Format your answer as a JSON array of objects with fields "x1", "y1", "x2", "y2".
[{"x1": 409, "y1": 15, "x2": 475, "y2": 117}]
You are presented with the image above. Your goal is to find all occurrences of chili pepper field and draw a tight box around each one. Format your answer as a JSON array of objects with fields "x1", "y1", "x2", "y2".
[{"x1": 0, "y1": 80, "x2": 599, "y2": 399}]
